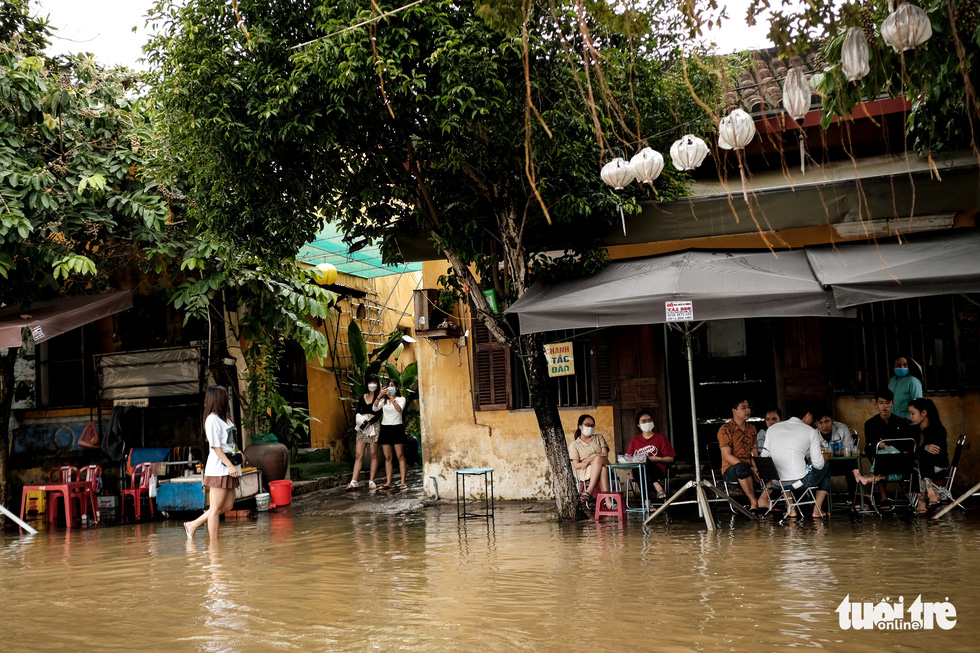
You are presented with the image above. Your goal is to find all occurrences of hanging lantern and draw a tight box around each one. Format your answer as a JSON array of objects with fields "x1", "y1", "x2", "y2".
[
  {"x1": 841, "y1": 26, "x2": 871, "y2": 82},
  {"x1": 600, "y1": 157, "x2": 634, "y2": 190},
  {"x1": 717, "y1": 109, "x2": 756, "y2": 203},
  {"x1": 312, "y1": 262, "x2": 338, "y2": 286},
  {"x1": 669, "y1": 134, "x2": 709, "y2": 171},
  {"x1": 782, "y1": 66, "x2": 811, "y2": 173},
  {"x1": 881, "y1": 2, "x2": 933, "y2": 52},
  {"x1": 629, "y1": 147, "x2": 664, "y2": 185},
  {"x1": 717, "y1": 108, "x2": 756, "y2": 151}
]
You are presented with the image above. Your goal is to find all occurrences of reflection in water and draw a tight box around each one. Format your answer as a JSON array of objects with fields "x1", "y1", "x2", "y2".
[{"x1": 2, "y1": 507, "x2": 978, "y2": 651}]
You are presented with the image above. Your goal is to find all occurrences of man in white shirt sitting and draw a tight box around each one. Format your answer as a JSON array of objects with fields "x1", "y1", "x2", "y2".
[{"x1": 762, "y1": 400, "x2": 830, "y2": 520}]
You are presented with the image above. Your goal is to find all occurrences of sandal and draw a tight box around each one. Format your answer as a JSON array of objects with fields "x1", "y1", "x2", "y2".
[
  {"x1": 377, "y1": 484, "x2": 393, "y2": 492},
  {"x1": 368, "y1": 481, "x2": 377, "y2": 490},
  {"x1": 398, "y1": 484, "x2": 408, "y2": 492},
  {"x1": 657, "y1": 490, "x2": 667, "y2": 500},
  {"x1": 579, "y1": 492, "x2": 593, "y2": 505},
  {"x1": 345, "y1": 480, "x2": 359, "y2": 491}
]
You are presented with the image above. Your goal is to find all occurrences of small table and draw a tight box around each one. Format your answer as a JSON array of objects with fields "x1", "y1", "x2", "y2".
[
  {"x1": 455, "y1": 468, "x2": 494, "y2": 520},
  {"x1": 19, "y1": 481, "x2": 97, "y2": 530},
  {"x1": 606, "y1": 462, "x2": 648, "y2": 514}
]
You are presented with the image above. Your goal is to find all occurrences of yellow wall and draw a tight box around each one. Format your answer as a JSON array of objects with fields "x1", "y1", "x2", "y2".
[
  {"x1": 307, "y1": 269, "x2": 421, "y2": 458},
  {"x1": 418, "y1": 261, "x2": 616, "y2": 499},
  {"x1": 837, "y1": 393, "x2": 980, "y2": 488}
]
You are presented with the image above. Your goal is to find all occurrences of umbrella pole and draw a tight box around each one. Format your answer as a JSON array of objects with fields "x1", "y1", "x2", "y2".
[{"x1": 644, "y1": 322, "x2": 757, "y2": 528}]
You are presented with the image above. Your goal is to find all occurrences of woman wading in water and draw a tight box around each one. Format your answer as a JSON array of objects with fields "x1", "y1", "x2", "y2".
[{"x1": 184, "y1": 385, "x2": 242, "y2": 540}]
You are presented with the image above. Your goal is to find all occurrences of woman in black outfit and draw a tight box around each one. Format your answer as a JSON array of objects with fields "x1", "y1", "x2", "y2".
[
  {"x1": 908, "y1": 397, "x2": 950, "y2": 512},
  {"x1": 347, "y1": 374, "x2": 382, "y2": 490}
]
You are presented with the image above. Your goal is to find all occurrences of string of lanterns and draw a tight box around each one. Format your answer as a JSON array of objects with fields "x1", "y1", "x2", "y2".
[{"x1": 601, "y1": 2, "x2": 933, "y2": 202}]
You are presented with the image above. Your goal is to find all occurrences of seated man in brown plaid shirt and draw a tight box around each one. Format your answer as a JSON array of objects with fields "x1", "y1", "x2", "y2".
[{"x1": 717, "y1": 398, "x2": 769, "y2": 513}]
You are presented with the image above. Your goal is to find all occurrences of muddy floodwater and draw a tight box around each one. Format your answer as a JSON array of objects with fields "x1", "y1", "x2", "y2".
[{"x1": 2, "y1": 488, "x2": 978, "y2": 652}]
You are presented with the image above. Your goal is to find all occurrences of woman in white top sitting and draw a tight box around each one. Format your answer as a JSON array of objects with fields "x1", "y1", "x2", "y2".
[
  {"x1": 184, "y1": 385, "x2": 242, "y2": 541},
  {"x1": 375, "y1": 379, "x2": 409, "y2": 491},
  {"x1": 568, "y1": 414, "x2": 610, "y2": 504}
]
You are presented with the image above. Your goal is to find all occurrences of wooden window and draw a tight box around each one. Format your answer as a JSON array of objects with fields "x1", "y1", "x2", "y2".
[
  {"x1": 828, "y1": 296, "x2": 974, "y2": 395},
  {"x1": 473, "y1": 320, "x2": 511, "y2": 410},
  {"x1": 472, "y1": 323, "x2": 613, "y2": 411}
]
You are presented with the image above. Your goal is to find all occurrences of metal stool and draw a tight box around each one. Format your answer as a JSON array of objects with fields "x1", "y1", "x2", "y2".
[
  {"x1": 455, "y1": 468, "x2": 494, "y2": 520},
  {"x1": 594, "y1": 491, "x2": 626, "y2": 522}
]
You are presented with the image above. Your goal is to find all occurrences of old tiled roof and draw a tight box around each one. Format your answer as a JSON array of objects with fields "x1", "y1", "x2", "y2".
[{"x1": 724, "y1": 45, "x2": 826, "y2": 116}]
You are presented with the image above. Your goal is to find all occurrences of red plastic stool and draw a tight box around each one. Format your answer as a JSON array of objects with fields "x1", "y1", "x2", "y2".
[{"x1": 594, "y1": 491, "x2": 626, "y2": 521}]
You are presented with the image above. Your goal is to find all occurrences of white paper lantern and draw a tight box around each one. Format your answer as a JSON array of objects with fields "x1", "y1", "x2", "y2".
[
  {"x1": 717, "y1": 108, "x2": 756, "y2": 150},
  {"x1": 842, "y1": 26, "x2": 871, "y2": 82},
  {"x1": 669, "y1": 134, "x2": 709, "y2": 171},
  {"x1": 881, "y1": 2, "x2": 932, "y2": 52},
  {"x1": 782, "y1": 66, "x2": 811, "y2": 173},
  {"x1": 717, "y1": 109, "x2": 756, "y2": 203},
  {"x1": 629, "y1": 147, "x2": 664, "y2": 185},
  {"x1": 600, "y1": 157, "x2": 634, "y2": 190},
  {"x1": 782, "y1": 66, "x2": 811, "y2": 120}
]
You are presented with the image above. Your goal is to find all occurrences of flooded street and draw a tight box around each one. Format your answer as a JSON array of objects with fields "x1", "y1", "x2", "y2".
[{"x1": 2, "y1": 488, "x2": 978, "y2": 652}]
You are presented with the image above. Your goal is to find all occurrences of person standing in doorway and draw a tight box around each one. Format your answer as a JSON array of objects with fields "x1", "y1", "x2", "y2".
[
  {"x1": 184, "y1": 385, "x2": 241, "y2": 541},
  {"x1": 376, "y1": 378, "x2": 409, "y2": 491},
  {"x1": 347, "y1": 374, "x2": 382, "y2": 491},
  {"x1": 888, "y1": 355, "x2": 923, "y2": 419},
  {"x1": 717, "y1": 398, "x2": 769, "y2": 513}
]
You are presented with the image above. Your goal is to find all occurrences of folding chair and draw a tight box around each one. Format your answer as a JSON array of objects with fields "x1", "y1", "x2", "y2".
[
  {"x1": 706, "y1": 441, "x2": 737, "y2": 513},
  {"x1": 753, "y1": 456, "x2": 823, "y2": 522},
  {"x1": 933, "y1": 435, "x2": 966, "y2": 508},
  {"x1": 857, "y1": 449, "x2": 918, "y2": 514}
]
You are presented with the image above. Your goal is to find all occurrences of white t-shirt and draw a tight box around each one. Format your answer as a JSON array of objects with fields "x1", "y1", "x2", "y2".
[
  {"x1": 762, "y1": 417, "x2": 825, "y2": 482},
  {"x1": 203, "y1": 413, "x2": 241, "y2": 477},
  {"x1": 381, "y1": 396, "x2": 407, "y2": 425}
]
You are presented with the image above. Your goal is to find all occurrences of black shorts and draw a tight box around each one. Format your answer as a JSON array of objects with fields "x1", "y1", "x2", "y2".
[{"x1": 378, "y1": 423, "x2": 406, "y2": 446}]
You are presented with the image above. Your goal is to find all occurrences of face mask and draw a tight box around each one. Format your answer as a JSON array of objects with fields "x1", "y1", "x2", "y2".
[
  {"x1": 894, "y1": 368, "x2": 909, "y2": 377},
  {"x1": 639, "y1": 422, "x2": 655, "y2": 433},
  {"x1": 367, "y1": 384, "x2": 378, "y2": 391},
  {"x1": 388, "y1": 387, "x2": 397, "y2": 396},
  {"x1": 580, "y1": 426, "x2": 594, "y2": 436}
]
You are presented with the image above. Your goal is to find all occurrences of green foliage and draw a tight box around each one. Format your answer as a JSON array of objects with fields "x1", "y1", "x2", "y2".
[
  {"x1": 145, "y1": 0, "x2": 716, "y2": 328},
  {"x1": 347, "y1": 321, "x2": 407, "y2": 396},
  {"x1": 0, "y1": 27, "x2": 173, "y2": 307}
]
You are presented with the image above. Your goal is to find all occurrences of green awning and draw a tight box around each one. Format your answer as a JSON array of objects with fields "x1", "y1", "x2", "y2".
[{"x1": 298, "y1": 223, "x2": 422, "y2": 279}]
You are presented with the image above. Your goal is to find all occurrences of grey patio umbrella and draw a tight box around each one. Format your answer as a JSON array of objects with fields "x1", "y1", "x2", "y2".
[
  {"x1": 508, "y1": 249, "x2": 852, "y2": 529},
  {"x1": 805, "y1": 230, "x2": 980, "y2": 308}
]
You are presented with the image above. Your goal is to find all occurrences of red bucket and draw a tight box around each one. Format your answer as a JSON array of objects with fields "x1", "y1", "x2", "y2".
[{"x1": 267, "y1": 479, "x2": 293, "y2": 506}]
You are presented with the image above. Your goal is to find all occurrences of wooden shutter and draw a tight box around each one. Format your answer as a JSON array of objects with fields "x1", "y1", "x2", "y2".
[{"x1": 473, "y1": 320, "x2": 510, "y2": 410}]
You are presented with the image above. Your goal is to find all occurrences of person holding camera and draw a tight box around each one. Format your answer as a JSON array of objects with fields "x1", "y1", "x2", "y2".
[
  {"x1": 184, "y1": 385, "x2": 242, "y2": 541},
  {"x1": 375, "y1": 379, "x2": 409, "y2": 491}
]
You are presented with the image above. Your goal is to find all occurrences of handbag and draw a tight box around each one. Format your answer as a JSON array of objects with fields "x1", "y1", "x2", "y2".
[
  {"x1": 224, "y1": 424, "x2": 245, "y2": 467},
  {"x1": 78, "y1": 420, "x2": 100, "y2": 449},
  {"x1": 227, "y1": 452, "x2": 244, "y2": 466}
]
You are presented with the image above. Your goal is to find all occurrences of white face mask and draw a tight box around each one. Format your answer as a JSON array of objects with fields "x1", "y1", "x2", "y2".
[
  {"x1": 580, "y1": 426, "x2": 594, "y2": 436},
  {"x1": 367, "y1": 384, "x2": 378, "y2": 391},
  {"x1": 639, "y1": 422, "x2": 655, "y2": 433}
]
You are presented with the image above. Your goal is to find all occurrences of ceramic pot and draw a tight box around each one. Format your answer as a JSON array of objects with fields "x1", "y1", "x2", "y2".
[{"x1": 244, "y1": 441, "x2": 290, "y2": 484}]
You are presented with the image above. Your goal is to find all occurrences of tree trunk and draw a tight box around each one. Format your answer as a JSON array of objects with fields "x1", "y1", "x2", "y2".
[
  {"x1": 0, "y1": 348, "x2": 16, "y2": 527},
  {"x1": 521, "y1": 332, "x2": 585, "y2": 521}
]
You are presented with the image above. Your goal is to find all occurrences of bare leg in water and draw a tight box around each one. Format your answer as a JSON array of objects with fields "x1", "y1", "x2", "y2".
[{"x1": 185, "y1": 486, "x2": 236, "y2": 540}]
